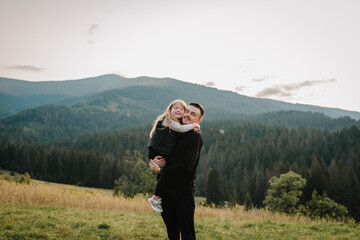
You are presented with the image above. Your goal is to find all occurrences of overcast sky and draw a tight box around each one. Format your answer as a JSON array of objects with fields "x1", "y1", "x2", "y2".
[{"x1": 1, "y1": 0, "x2": 359, "y2": 112}]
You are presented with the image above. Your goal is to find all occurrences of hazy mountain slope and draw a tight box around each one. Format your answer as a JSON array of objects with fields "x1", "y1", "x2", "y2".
[
  {"x1": 0, "y1": 92, "x2": 73, "y2": 118},
  {"x1": 163, "y1": 80, "x2": 360, "y2": 119},
  {"x1": 1, "y1": 74, "x2": 359, "y2": 120},
  {"x1": 0, "y1": 75, "x2": 172, "y2": 116},
  {"x1": 1, "y1": 85, "x2": 359, "y2": 144},
  {"x1": 0, "y1": 74, "x2": 171, "y2": 96}
]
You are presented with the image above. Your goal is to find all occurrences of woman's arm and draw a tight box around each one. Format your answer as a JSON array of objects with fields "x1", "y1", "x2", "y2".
[{"x1": 163, "y1": 120, "x2": 199, "y2": 132}]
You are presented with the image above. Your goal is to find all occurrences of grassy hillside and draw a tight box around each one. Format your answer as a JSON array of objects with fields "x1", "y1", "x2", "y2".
[{"x1": 1, "y1": 171, "x2": 359, "y2": 240}]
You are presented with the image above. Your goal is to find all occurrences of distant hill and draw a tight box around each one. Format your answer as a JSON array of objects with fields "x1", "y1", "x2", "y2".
[
  {"x1": 0, "y1": 75, "x2": 170, "y2": 117},
  {"x1": 1, "y1": 74, "x2": 360, "y2": 120},
  {"x1": 1, "y1": 104, "x2": 358, "y2": 144}
]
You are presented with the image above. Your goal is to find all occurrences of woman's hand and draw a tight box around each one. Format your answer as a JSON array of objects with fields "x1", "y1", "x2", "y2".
[
  {"x1": 149, "y1": 159, "x2": 161, "y2": 173},
  {"x1": 153, "y1": 155, "x2": 166, "y2": 167},
  {"x1": 192, "y1": 123, "x2": 200, "y2": 132}
]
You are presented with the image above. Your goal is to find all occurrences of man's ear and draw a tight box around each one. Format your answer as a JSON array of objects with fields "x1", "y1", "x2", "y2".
[{"x1": 197, "y1": 119, "x2": 202, "y2": 124}]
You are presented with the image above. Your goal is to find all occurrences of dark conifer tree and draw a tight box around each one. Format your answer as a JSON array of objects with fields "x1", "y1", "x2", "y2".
[
  {"x1": 244, "y1": 192, "x2": 253, "y2": 210},
  {"x1": 306, "y1": 156, "x2": 329, "y2": 196},
  {"x1": 328, "y1": 159, "x2": 344, "y2": 204},
  {"x1": 239, "y1": 168, "x2": 250, "y2": 204},
  {"x1": 343, "y1": 169, "x2": 360, "y2": 221},
  {"x1": 206, "y1": 166, "x2": 223, "y2": 206},
  {"x1": 228, "y1": 184, "x2": 239, "y2": 206}
]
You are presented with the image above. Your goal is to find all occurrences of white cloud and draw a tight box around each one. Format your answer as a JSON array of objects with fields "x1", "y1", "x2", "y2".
[
  {"x1": 256, "y1": 79, "x2": 337, "y2": 98},
  {"x1": 205, "y1": 81, "x2": 216, "y2": 87},
  {"x1": 4, "y1": 65, "x2": 44, "y2": 72}
]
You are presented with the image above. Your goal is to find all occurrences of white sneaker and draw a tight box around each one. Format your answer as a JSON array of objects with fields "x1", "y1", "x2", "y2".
[{"x1": 147, "y1": 197, "x2": 163, "y2": 214}]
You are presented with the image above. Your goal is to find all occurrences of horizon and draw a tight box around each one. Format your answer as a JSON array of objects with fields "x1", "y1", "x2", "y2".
[
  {"x1": 1, "y1": 73, "x2": 360, "y2": 115},
  {"x1": 1, "y1": 0, "x2": 360, "y2": 112}
]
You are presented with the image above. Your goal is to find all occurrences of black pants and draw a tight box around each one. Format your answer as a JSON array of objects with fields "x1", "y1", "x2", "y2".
[{"x1": 161, "y1": 191, "x2": 196, "y2": 240}]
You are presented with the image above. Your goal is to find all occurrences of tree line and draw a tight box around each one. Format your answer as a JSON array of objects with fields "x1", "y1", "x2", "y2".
[
  {"x1": 1, "y1": 121, "x2": 359, "y2": 220},
  {"x1": 1, "y1": 108, "x2": 359, "y2": 144}
]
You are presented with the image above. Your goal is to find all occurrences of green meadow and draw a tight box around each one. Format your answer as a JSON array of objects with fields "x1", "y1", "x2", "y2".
[
  {"x1": 1, "y1": 171, "x2": 359, "y2": 240},
  {"x1": 2, "y1": 205, "x2": 360, "y2": 240}
]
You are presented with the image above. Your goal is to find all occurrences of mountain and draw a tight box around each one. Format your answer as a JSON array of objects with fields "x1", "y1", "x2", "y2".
[
  {"x1": 1, "y1": 74, "x2": 359, "y2": 143},
  {"x1": 1, "y1": 74, "x2": 360, "y2": 120},
  {"x1": 0, "y1": 75, "x2": 170, "y2": 117}
]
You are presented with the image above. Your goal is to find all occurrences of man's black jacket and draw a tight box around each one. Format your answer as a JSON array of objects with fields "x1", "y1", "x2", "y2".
[{"x1": 160, "y1": 130, "x2": 203, "y2": 193}]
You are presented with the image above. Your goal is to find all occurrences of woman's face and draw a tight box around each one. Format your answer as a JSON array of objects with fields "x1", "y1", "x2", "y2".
[{"x1": 171, "y1": 103, "x2": 185, "y2": 119}]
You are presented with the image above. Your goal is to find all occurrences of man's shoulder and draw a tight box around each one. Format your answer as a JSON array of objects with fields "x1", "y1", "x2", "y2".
[
  {"x1": 181, "y1": 130, "x2": 202, "y2": 138},
  {"x1": 193, "y1": 131, "x2": 202, "y2": 139},
  {"x1": 180, "y1": 130, "x2": 203, "y2": 145}
]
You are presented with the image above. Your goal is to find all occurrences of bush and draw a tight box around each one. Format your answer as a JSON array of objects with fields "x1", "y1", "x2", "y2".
[
  {"x1": 114, "y1": 151, "x2": 156, "y2": 198},
  {"x1": 19, "y1": 172, "x2": 31, "y2": 184},
  {"x1": 263, "y1": 171, "x2": 306, "y2": 213},
  {"x1": 4, "y1": 175, "x2": 12, "y2": 182},
  {"x1": 302, "y1": 190, "x2": 348, "y2": 220}
]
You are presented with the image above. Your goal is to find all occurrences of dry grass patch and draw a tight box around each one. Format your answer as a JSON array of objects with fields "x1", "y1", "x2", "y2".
[
  {"x1": 0, "y1": 178, "x2": 324, "y2": 224},
  {"x1": 0, "y1": 179, "x2": 151, "y2": 213},
  {"x1": 1, "y1": 177, "x2": 360, "y2": 240}
]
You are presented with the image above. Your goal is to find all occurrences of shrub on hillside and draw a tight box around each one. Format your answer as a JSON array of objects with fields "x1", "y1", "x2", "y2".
[
  {"x1": 114, "y1": 151, "x2": 156, "y2": 198},
  {"x1": 1, "y1": 172, "x2": 30, "y2": 184},
  {"x1": 263, "y1": 171, "x2": 306, "y2": 213},
  {"x1": 300, "y1": 190, "x2": 348, "y2": 220},
  {"x1": 19, "y1": 172, "x2": 31, "y2": 184}
]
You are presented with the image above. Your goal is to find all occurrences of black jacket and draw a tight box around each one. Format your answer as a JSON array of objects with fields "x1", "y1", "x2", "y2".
[
  {"x1": 160, "y1": 130, "x2": 203, "y2": 193},
  {"x1": 148, "y1": 120, "x2": 178, "y2": 157}
]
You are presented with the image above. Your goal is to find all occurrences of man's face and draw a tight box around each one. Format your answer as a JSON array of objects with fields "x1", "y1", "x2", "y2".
[{"x1": 182, "y1": 105, "x2": 201, "y2": 124}]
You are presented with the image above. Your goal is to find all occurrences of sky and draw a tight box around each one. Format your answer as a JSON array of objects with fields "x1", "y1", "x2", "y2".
[{"x1": 1, "y1": 0, "x2": 360, "y2": 112}]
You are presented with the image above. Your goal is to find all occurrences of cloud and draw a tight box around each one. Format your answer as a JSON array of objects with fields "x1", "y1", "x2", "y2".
[
  {"x1": 256, "y1": 78, "x2": 337, "y2": 98},
  {"x1": 4, "y1": 65, "x2": 43, "y2": 72},
  {"x1": 87, "y1": 24, "x2": 99, "y2": 44},
  {"x1": 282, "y1": 79, "x2": 336, "y2": 92},
  {"x1": 256, "y1": 87, "x2": 292, "y2": 98},
  {"x1": 235, "y1": 85, "x2": 246, "y2": 92},
  {"x1": 252, "y1": 77, "x2": 269, "y2": 83},
  {"x1": 238, "y1": 65, "x2": 248, "y2": 73},
  {"x1": 205, "y1": 81, "x2": 216, "y2": 87},
  {"x1": 87, "y1": 24, "x2": 99, "y2": 36}
]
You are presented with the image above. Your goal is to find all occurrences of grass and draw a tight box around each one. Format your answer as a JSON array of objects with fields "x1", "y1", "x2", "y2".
[
  {"x1": 1, "y1": 205, "x2": 166, "y2": 240},
  {"x1": 1, "y1": 170, "x2": 360, "y2": 239}
]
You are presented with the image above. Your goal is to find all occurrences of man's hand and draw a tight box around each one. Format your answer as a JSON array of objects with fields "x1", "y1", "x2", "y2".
[
  {"x1": 153, "y1": 155, "x2": 166, "y2": 167},
  {"x1": 149, "y1": 159, "x2": 161, "y2": 173}
]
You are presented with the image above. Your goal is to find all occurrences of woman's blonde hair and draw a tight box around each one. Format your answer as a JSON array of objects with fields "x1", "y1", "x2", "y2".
[{"x1": 149, "y1": 99, "x2": 187, "y2": 138}]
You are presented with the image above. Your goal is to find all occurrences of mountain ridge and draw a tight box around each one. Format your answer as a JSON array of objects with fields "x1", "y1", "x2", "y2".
[{"x1": 1, "y1": 74, "x2": 359, "y2": 120}]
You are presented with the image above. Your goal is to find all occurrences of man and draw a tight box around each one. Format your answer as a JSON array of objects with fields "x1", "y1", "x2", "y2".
[{"x1": 149, "y1": 102, "x2": 205, "y2": 240}]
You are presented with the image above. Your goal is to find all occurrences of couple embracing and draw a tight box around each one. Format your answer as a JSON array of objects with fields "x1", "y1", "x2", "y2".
[{"x1": 147, "y1": 99, "x2": 205, "y2": 240}]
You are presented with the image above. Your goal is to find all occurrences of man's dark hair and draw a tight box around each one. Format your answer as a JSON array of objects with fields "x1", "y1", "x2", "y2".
[{"x1": 189, "y1": 102, "x2": 205, "y2": 119}]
